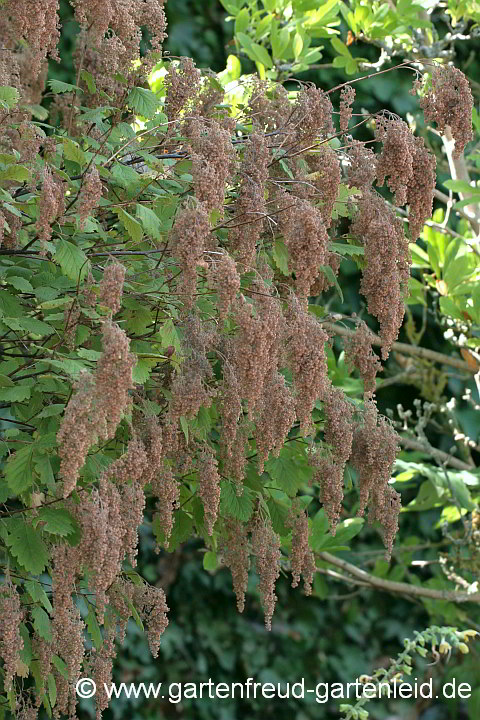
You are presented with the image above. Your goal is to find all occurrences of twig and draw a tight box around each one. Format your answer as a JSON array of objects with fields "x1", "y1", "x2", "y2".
[
  {"x1": 397, "y1": 435, "x2": 474, "y2": 471},
  {"x1": 322, "y1": 321, "x2": 473, "y2": 374},
  {"x1": 318, "y1": 551, "x2": 480, "y2": 603}
]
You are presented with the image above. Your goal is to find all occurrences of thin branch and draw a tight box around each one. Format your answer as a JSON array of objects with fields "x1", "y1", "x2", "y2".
[
  {"x1": 318, "y1": 551, "x2": 480, "y2": 603},
  {"x1": 322, "y1": 321, "x2": 473, "y2": 374},
  {"x1": 397, "y1": 435, "x2": 474, "y2": 471}
]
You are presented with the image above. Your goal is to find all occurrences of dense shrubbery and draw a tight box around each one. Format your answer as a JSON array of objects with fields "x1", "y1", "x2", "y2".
[{"x1": 0, "y1": 1, "x2": 479, "y2": 718}]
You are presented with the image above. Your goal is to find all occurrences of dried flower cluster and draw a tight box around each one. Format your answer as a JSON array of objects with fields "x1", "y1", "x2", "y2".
[
  {"x1": 344, "y1": 321, "x2": 382, "y2": 398},
  {"x1": 418, "y1": 65, "x2": 474, "y2": 157},
  {"x1": 286, "y1": 504, "x2": 315, "y2": 595},
  {"x1": 36, "y1": 168, "x2": 65, "y2": 247},
  {"x1": 351, "y1": 191, "x2": 410, "y2": 358},
  {"x1": 350, "y1": 401, "x2": 401, "y2": 559},
  {"x1": 0, "y1": 580, "x2": 24, "y2": 692},
  {"x1": 99, "y1": 259, "x2": 126, "y2": 315},
  {"x1": 57, "y1": 321, "x2": 135, "y2": 495},
  {"x1": 250, "y1": 511, "x2": 281, "y2": 630}
]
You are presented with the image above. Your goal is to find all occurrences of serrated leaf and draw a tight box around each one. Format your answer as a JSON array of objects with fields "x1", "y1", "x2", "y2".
[
  {"x1": 265, "y1": 452, "x2": 312, "y2": 496},
  {"x1": 272, "y1": 239, "x2": 289, "y2": 274},
  {"x1": 220, "y1": 482, "x2": 254, "y2": 521},
  {"x1": 25, "y1": 580, "x2": 53, "y2": 613},
  {"x1": 318, "y1": 265, "x2": 343, "y2": 302},
  {"x1": 0, "y1": 165, "x2": 30, "y2": 183},
  {"x1": 86, "y1": 604, "x2": 103, "y2": 649},
  {"x1": 329, "y1": 242, "x2": 364, "y2": 256},
  {"x1": 136, "y1": 203, "x2": 161, "y2": 239},
  {"x1": 80, "y1": 69, "x2": 97, "y2": 94},
  {"x1": 23, "y1": 104, "x2": 49, "y2": 121},
  {"x1": 127, "y1": 87, "x2": 161, "y2": 118},
  {"x1": 36, "y1": 404, "x2": 65, "y2": 419},
  {"x1": 0, "y1": 86, "x2": 20, "y2": 109},
  {"x1": 5, "y1": 520, "x2": 49, "y2": 574},
  {"x1": 3, "y1": 316, "x2": 55, "y2": 336},
  {"x1": 115, "y1": 208, "x2": 143, "y2": 243},
  {"x1": 267, "y1": 497, "x2": 290, "y2": 535},
  {"x1": 5, "y1": 276, "x2": 34, "y2": 293},
  {"x1": 48, "y1": 80, "x2": 83, "y2": 94},
  {"x1": 5, "y1": 445, "x2": 35, "y2": 493},
  {"x1": 63, "y1": 139, "x2": 86, "y2": 167},
  {"x1": 36, "y1": 508, "x2": 75, "y2": 536},
  {"x1": 47, "y1": 673, "x2": 57, "y2": 708},
  {"x1": 31, "y1": 606, "x2": 52, "y2": 642},
  {"x1": 0, "y1": 385, "x2": 31, "y2": 402},
  {"x1": 53, "y1": 239, "x2": 90, "y2": 283},
  {"x1": 0, "y1": 374, "x2": 15, "y2": 387},
  {"x1": 154, "y1": 509, "x2": 194, "y2": 552},
  {"x1": 51, "y1": 655, "x2": 68, "y2": 680}
]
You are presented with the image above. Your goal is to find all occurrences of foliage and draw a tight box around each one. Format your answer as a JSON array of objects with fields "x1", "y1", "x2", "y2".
[{"x1": 0, "y1": 0, "x2": 479, "y2": 719}]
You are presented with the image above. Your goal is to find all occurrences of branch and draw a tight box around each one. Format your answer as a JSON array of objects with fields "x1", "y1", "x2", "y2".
[
  {"x1": 442, "y1": 126, "x2": 480, "y2": 238},
  {"x1": 318, "y1": 551, "x2": 480, "y2": 603},
  {"x1": 322, "y1": 321, "x2": 473, "y2": 373},
  {"x1": 397, "y1": 434, "x2": 475, "y2": 471}
]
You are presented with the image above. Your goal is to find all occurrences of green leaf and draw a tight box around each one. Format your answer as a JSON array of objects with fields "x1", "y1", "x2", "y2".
[
  {"x1": 80, "y1": 69, "x2": 97, "y2": 94},
  {"x1": 328, "y1": 242, "x2": 364, "y2": 256},
  {"x1": 51, "y1": 655, "x2": 69, "y2": 680},
  {"x1": 0, "y1": 165, "x2": 30, "y2": 183},
  {"x1": 225, "y1": 54, "x2": 242, "y2": 80},
  {"x1": 136, "y1": 203, "x2": 162, "y2": 239},
  {"x1": 115, "y1": 208, "x2": 144, "y2": 243},
  {"x1": 218, "y1": 0, "x2": 243, "y2": 13},
  {"x1": 127, "y1": 87, "x2": 161, "y2": 118},
  {"x1": 63, "y1": 139, "x2": 86, "y2": 167},
  {"x1": 0, "y1": 86, "x2": 20, "y2": 109},
  {"x1": 271, "y1": 25, "x2": 290, "y2": 59},
  {"x1": 53, "y1": 239, "x2": 90, "y2": 283},
  {"x1": 25, "y1": 580, "x2": 53, "y2": 613},
  {"x1": 4, "y1": 276, "x2": 34, "y2": 293},
  {"x1": 86, "y1": 604, "x2": 103, "y2": 649},
  {"x1": 203, "y1": 551, "x2": 218, "y2": 571},
  {"x1": 0, "y1": 385, "x2": 31, "y2": 402},
  {"x1": 156, "y1": 509, "x2": 194, "y2": 552},
  {"x1": 272, "y1": 239, "x2": 289, "y2": 275},
  {"x1": 24, "y1": 104, "x2": 49, "y2": 121},
  {"x1": 47, "y1": 673, "x2": 57, "y2": 709},
  {"x1": 331, "y1": 36, "x2": 352, "y2": 57},
  {"x1": 5, "y1": 520, "x2": 49, "y2": 574},
  {"x1": 36, "y1": 508, "x2": 75, "y2": 536},
  {"x1": 3, "y1": 316, "x2": 55, "y2": 336},
  {"x1": 250, "y1": 43, "x2": 274, "y2": 69},
  {"x1": 31, "y1": 606, "x2": 52, "y2": 642},
  {"x1": 318, "y1": 265, "x2": 344, "y2": 302},
  {"x1": 266, "y1": 446, "x2": 314, "y2": 496},
  {"x1": 48, "y1": 80, "x2": 83, "y2": 94},
  {"x1": 267, "y1": 497, "x2": 290, "y2": 535},
  {"x1": 220, "y1": 482, "x2": 254, "y2": 521},
  {"x1": 235, "y1": 7, "x2": 250, "y2": 34},
  {"x1": 0, "y1": 290, "x2": 24, "y2": 316},
  {"x1": 293, "y1": 32, "x2": 304, "y2": 59},
  {"x1": 443, "y1": 179, "x2": 479, "y2": 194},
  {"x1": 5, "y1": 445, "x2": 35, "y2": 493}
]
